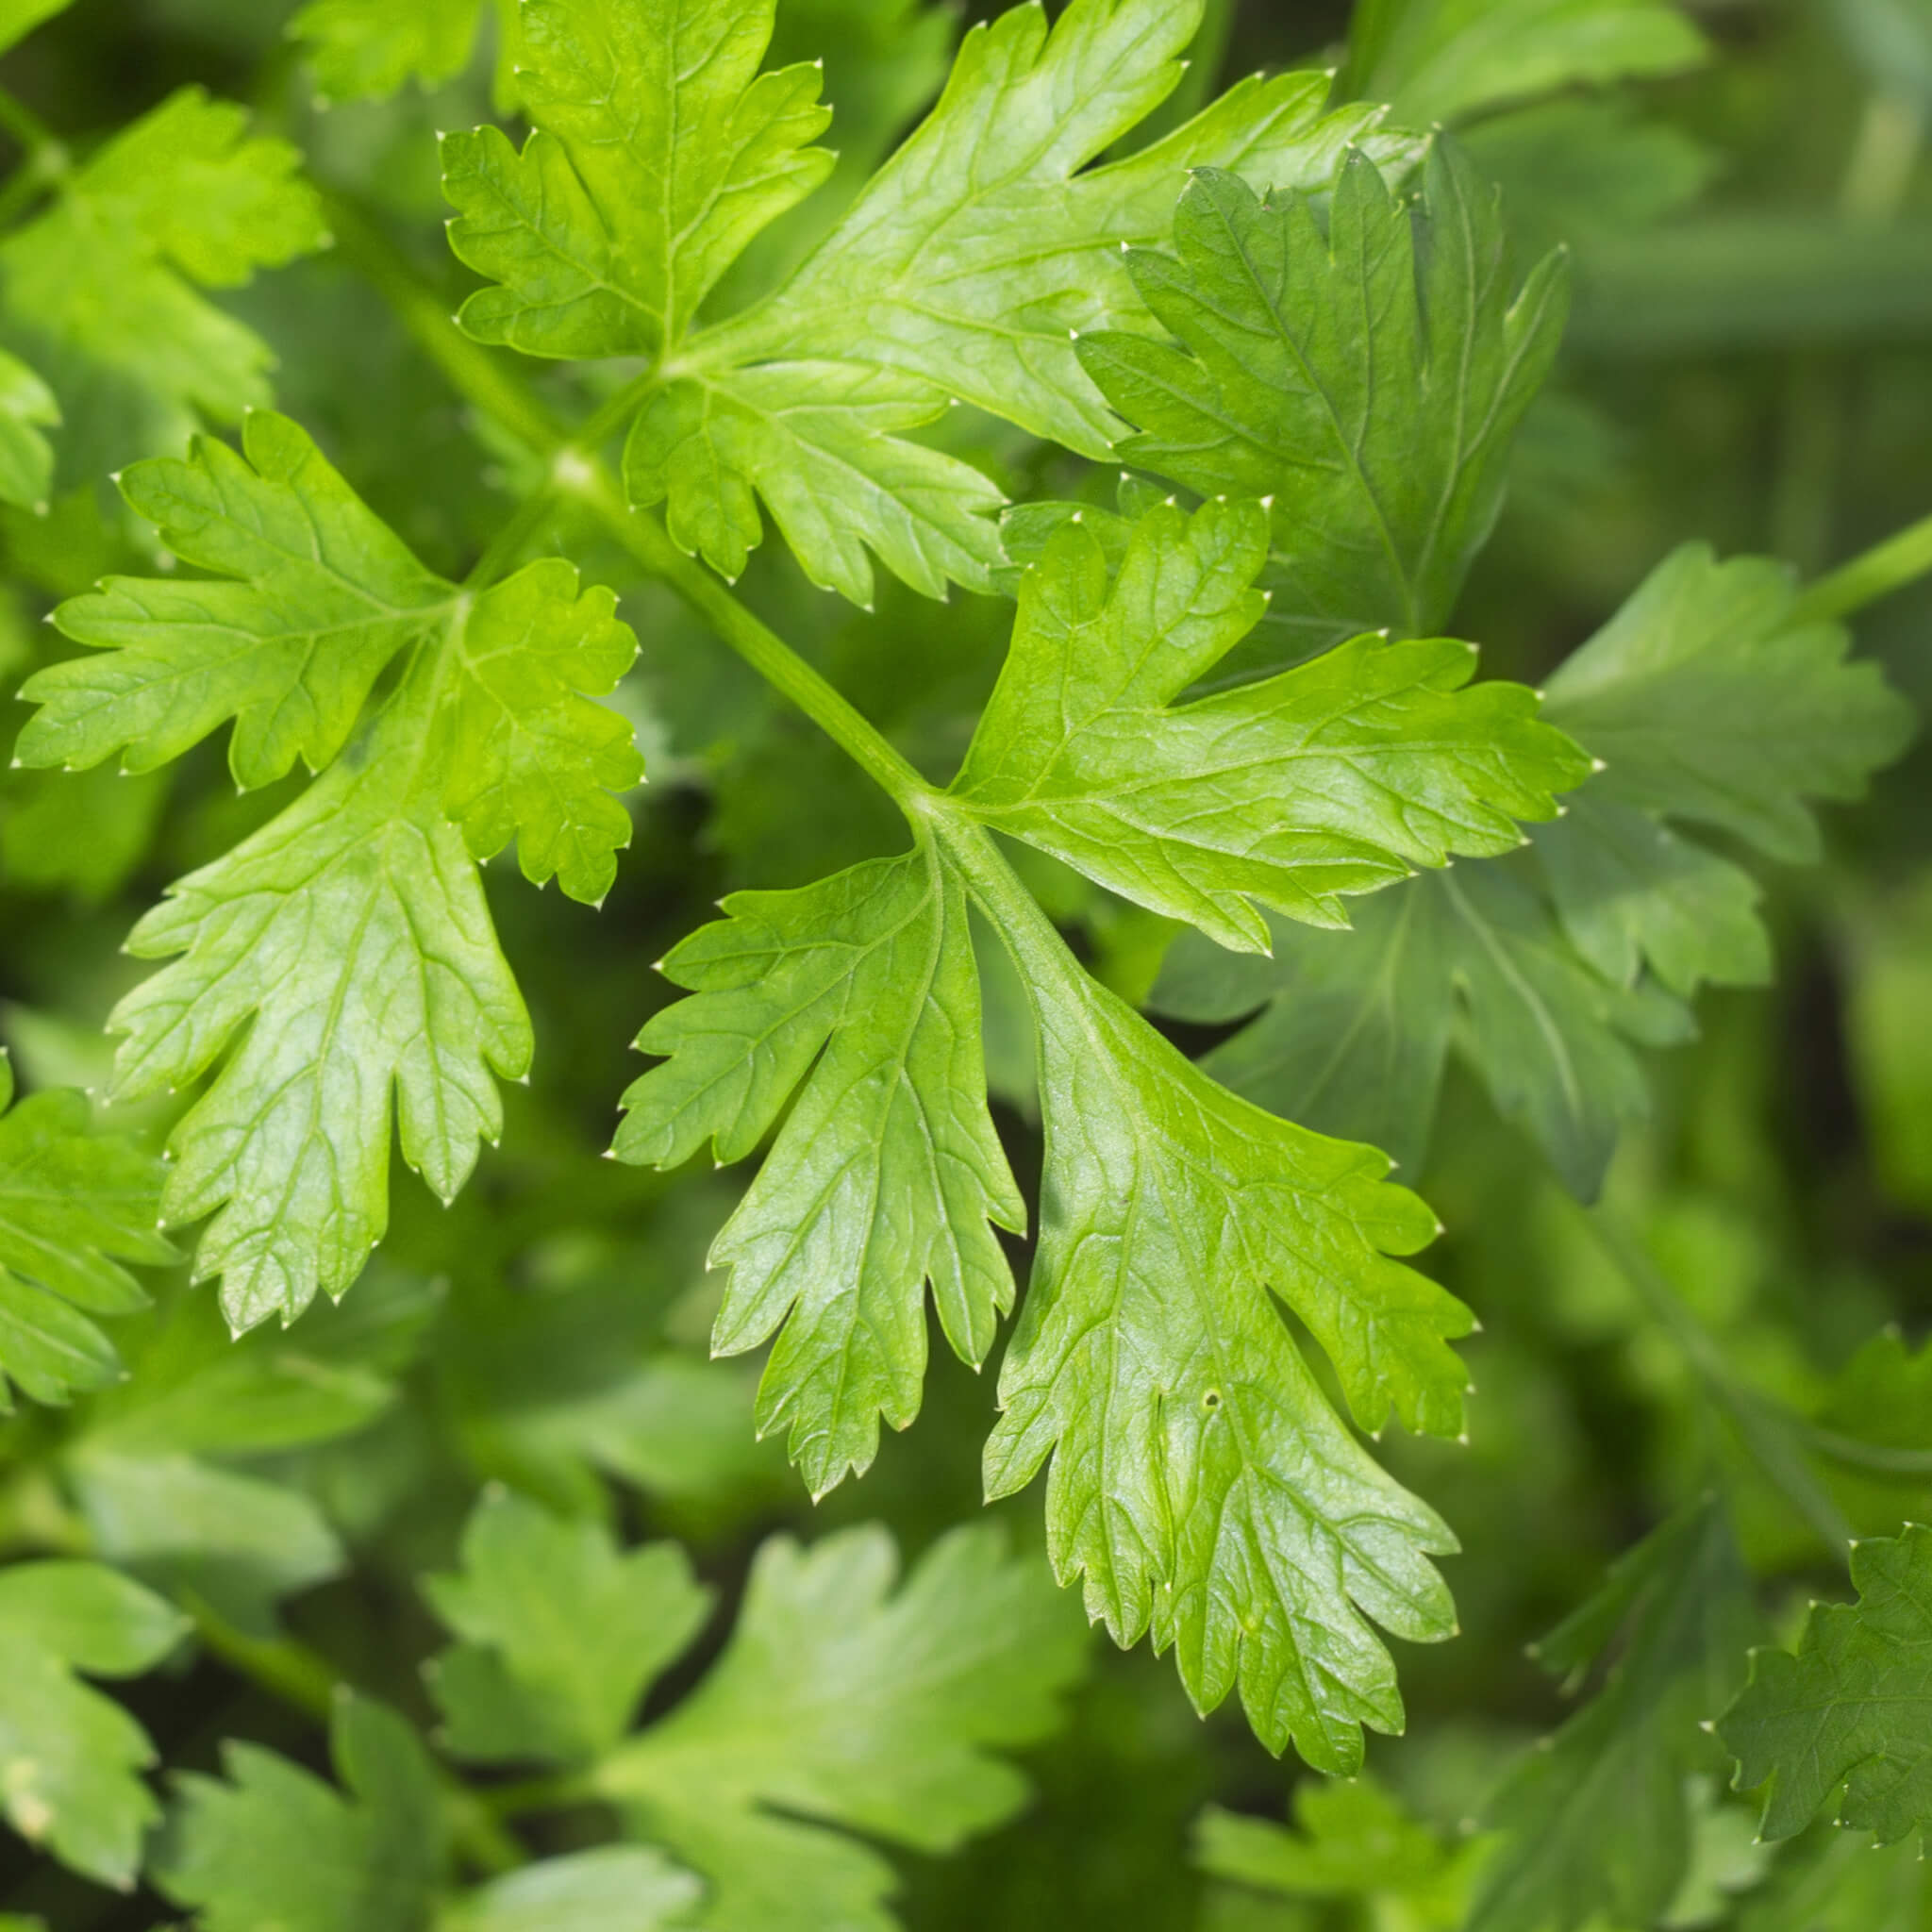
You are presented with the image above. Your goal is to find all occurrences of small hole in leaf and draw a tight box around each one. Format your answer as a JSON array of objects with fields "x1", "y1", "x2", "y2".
[{"x1": 1202, "y1": 1388, "x2": 1222, "y2": 1410}]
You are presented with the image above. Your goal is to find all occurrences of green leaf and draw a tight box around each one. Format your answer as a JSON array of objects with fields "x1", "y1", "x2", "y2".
[
  {"x1": 440, "y1": 1847, "x2": 702, "y2": 1932},
  {"x1": 1470, "y1": 1498, "x2": 1756, "y2": 1932},
  {"x1": 0, "y1": 1071, "x2": 176, "y2": 1412},
  {"x1": 486, "y1": 0, "x2": 1419, "y2": 604},
  {"x1": 29, "y1": 412, "x2": 454, "y2": 789},
  {"x1": 0, "y1": 89, "x2": 326, "y2": 485},
  {"x1": 0, "y1": 1560, "x2": 187, "y2": 1888},
  {"x1": 1459, "y1": 97, "x2": 1714, "y2": 260},
  {"x1": 0, "y1": 0, "x2": 72, "y2": 58},
  {"x1": 612, "y1": 845, "x2": 1023, "y2": 1497},
  {"x1": 153, "y1": 1691, "x2": 444, "y2": 1932},
  {"x1": 983, "y1": 943, "x2": 1467, "y2": 1773},
  {"x1": 293, "y1": 0, "x2": 490, "y2": 101},
  {"x1": 1156, "y1": 860, "x2": 1689, "y2": 1196},
  {"x1": 65, "y1": 1452, "x2": 343, "y2": 1638},
  {"x1": 29, "y1": 412, "x2": 642, "y2": 899},
  {"x1": 1532, "y1": 791, "x2": 1771, "y2": 998},
  {"x1": 17, "y1": 412, "x2": 646, "y2": 1324},
  {"x1": 106, "y1": 662, "x2": 535, "y2": 1333},
  {"x1": 425, "y1": 1487, "x2": 712, "y2": 1762},
  {"x1": 1076, "y1": 143, "x2": 1566, "y2": 661},
  {"x1": 720, "y1": 0, "x2": 958, "y2": 302},
  {"x1": 955, "y1": 499, "x2": 1588, "y2": 951},
  {"x1": 0, "y1": 349, "x2": 58, "y2": 512},
  {"x1": 595, "y1": 1518, "x2": 1086, "y2": 1932},
  {"x1": 1195, "y1": 1774, "x2": 1467, "y2": 1924},
  {"x1": 0, "y1": 761, "x2": 170, "y2": 905},
  {"x1": 1816, "y1": 1329, "x2": 1932, "y2": 1459},
  {"x1": 1347, "y1": 0, "x2": 1708, "y2": 126},
  {"x1": 1733, "y1": 1827, "x2": 1932, "y2": 1932},
  {"x1": 442, "y1": 0, "x2": 833, "y2": 360},
  {"x1": 1720, "y1": 1524, "x2": 1932, "y2": 1849},
  {"x1": 1541, "y1": 543, "x2": 1918, "y2": 866},
  {"x1": 1156, "y1": 540, "x2": 1915, "y2": 1192}
]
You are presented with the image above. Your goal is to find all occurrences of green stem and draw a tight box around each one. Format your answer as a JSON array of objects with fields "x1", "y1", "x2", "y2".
[
  {"x1": 1792, "y1": 507, "x2": 1932, "y2": 625},
  {"x1": 182, "y1": 1591, "x2": 338, "y2": 1720},
  {"x1": 575, "y1": 463, "x2": 937, "y2": 812},
  {"x1": 1576, "y1": 1206, "x2": 1854, "y2": 1557}
]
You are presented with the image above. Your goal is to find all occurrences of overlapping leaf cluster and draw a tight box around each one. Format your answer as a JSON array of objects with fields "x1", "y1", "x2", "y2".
[{"x1": 0, "y1": 7, "x2": 1924, "y2": 1928}]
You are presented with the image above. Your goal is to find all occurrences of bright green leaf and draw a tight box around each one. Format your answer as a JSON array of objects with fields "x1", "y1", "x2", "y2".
[
  {"x1": 1721, "y1": 1524, "x2": 1932, "y2": 1849},
  {"x1": 153, "y1": 1691, "x2": 444, "y2": 1932},
  {"x1": 107, "y1": 660, "x2": 535, "y2": 1333},
  {"x1": 613, "y1": 845, "x2": 1023, "y2": 1497},
  {"x1": 984, "y1": 942, "x2": 1467, "y2": 1773},
  {"x1": 441, "y1": 0, "x2": 1415, "y2": 603},
  {"x1": 0, "y1": 1560, "x2": 187, "y2": 1889},
  {"x1": 1077, "y1": 143, "x2": 1566, "y2": 661},
  {"x1": 30, "y1": 413, "x2": 642, "y2": 898},
  {"x1": 442, "y1": 0, "x2": 834, "y2": 360},
  {"x1": 955, "y1": 499, "x2": 1588, "y2": 951}
]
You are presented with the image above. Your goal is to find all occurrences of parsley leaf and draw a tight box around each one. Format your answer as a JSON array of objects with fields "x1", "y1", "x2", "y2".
[
  {"x1": 955, "y1": 499, "x2": 1587, "y2": 951},
  {"x1": 1541, "y1": 543, "x2": 1916, "y2": 867},
  {"x1": 28, "y1": 411, "x2": 641, "y2": 897},
  {"x1": 442, "y1": 1847, "x2": 701, "y2": 1932},
  {"x1": 0, "y1": 1560, "x2": 187, "y2": 1889},
  {"x1": 981, "y1": 925, "x2": 1466, "y2": 1773},
  {"x1": 1156, "y1": 542, "x2": 1914, "y2": 1192},
  {"x1": 1469, "y1": 1497, "x2": 1756, "y2": 1932},
  {"x1": 293, "y1": 0, "x2": 502, "y2": 102},
  {"x1": 0, "y1": 1055, "x2": 176, "y2": 1413},
  {"x1": 429, "y1": 1491, "x2": 1085, "y2": 1932},
  {"x1": 153, "y1": 1690, "x2": 443, "y2": 1932},
  {"x1": 107, "y1": 667, "x2": 534, "y2": 1333},
  {"x1": 0, "y1": 89, "x2": 326, "y2": 486},
  {"x1": 1720, "y1": 1524, "x2": 1932, "y2": 1850},
  {"x1": 21, "y1": 411, "x2": 644, "y2": 1327},
  {"x1": 1195, "y1": 1774, "x2": 1471, "y2": 1927},
  {"x1": 442, "y1": 0, "x2": 836, "y2": 361},
  {"x1": 426, "y1": 1488, "x2": 712, "y2": 1763},
  {"x1": 1076, "y1": 143, "x2": 1567, "y2": 661},
  {"x1": 1347, "y1": 0, "x2": 1708, "y2": 126},
  {"x1": 613, "y1": 847, "x2": 1023, "y2": 1497},
  {"x1": 624, "y1": 492, "x2": 1574, "y2": 1761},
  {"x1": 451, "y1": 0, "x2": 1412, "y2": 605},
  {"x1": 1157, "y1": 863, "x2": 1690, "y2": 1195}
]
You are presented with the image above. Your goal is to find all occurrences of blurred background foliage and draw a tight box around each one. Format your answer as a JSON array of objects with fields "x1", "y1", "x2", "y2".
[{"x1": 0, "y1": 0, "x2": 1927, "y2": 1926}]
